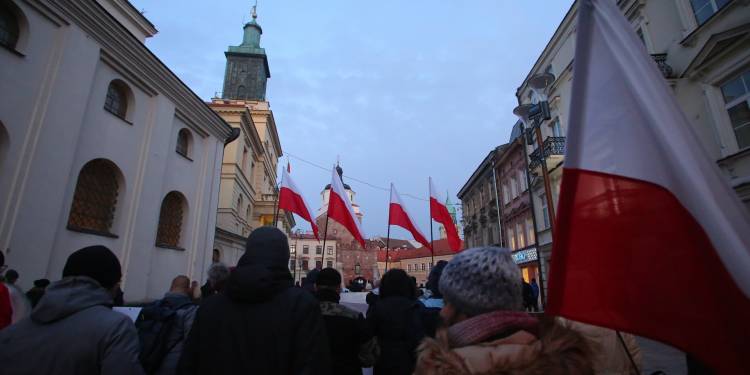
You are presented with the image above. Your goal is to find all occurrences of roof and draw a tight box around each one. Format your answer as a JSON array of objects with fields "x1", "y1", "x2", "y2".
[
  {"x1": 367, "y1": 237, "x2": 416, "y2": 250},
  {"x1": 457, "y1": 144, "x2": 508, "y2": 199},
  {"x1": 377, "y1": 238, "x2": 463, "y2": 262}
]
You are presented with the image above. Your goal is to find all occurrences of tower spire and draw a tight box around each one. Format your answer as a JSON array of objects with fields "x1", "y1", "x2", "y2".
[{"x1": 251, "y1": 0, "x2": 258, "y2": 20}]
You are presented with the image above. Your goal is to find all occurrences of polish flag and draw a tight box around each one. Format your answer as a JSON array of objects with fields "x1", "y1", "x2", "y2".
[
  {"x1": 429, "y1": 178, "x2": 461, "y2": 252},
  {"x1": 389, "y1": 184, "x2": 431, "y2": 250},
  {"x1": 327, "y1": 167, "x2": 366, "y2": 248},
  {"x1": 547, "y1": 1, "x2": 750, "y2": 373},
  {"x1": 278, "y1": 165, "x2": 319, "y2": 240}
]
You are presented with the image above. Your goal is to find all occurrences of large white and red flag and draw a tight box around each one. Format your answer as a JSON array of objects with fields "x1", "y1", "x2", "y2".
[
  {"x1": 429, "y1": 178, "x2": 461, "y2": 252},
  {"x1": 547, "y1": 0, "x2": 750, "y2": 373},
  {"x1": 278, "y1": 163, "x2": 319, "y2": 240},
  {"x1": 389, "y1": 184, "x2": 431, "y2": 250},
  {"x1": 327, "y1": 167, "x2": 366, "y2": 248}
]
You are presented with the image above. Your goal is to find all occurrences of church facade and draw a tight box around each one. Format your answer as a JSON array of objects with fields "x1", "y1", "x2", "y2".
[{"x1": 0, "y1": 0, "x2": 234, "y2": 300}]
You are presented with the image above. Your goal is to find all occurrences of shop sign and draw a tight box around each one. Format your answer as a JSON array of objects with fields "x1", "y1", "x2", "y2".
[{"x1": 512, "y1": 247, "x2": 538, "y2": 264}]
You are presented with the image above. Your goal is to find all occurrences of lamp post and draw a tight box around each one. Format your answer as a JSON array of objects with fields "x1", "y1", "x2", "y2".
[{"x1": 513, "y1": 73, "x2": 556, "y2": 237}]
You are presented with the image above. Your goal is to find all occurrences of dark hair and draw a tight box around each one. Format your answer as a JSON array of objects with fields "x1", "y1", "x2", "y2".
[
  {"x1": 380, "y1": 269, "x2": 416, "y2": 300},
  {"x1": 5, "y1": 269, "x2": 19, "y2": 283},
  {"x1": 316, "y1": 268, "x2": 341, "y2": 287},
  {"x1": 0, "y1": 250, "x2": 4, "y2": 267},
  {"x1": 426, "y1": 260, "x2": 448, "y2": 298}
]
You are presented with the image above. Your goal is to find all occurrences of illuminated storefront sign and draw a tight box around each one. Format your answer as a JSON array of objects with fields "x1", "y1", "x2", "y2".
[{"x1": 512, "y1": 247, "x2": 538, "y2": 264}]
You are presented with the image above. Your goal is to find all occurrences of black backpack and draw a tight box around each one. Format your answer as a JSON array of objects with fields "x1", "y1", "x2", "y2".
[{"x1": 135, "y1": 299, "x2": 193, "y2": 374}]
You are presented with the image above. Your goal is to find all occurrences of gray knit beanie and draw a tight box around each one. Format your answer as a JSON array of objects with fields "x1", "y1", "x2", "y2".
[{"x1": 439, "y1": 246, "x2": 522, "y2": 317}]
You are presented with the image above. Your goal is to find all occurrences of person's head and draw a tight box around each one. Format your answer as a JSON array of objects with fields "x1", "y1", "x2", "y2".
[
  {"x1": 34, "y1": 279, "x2": 51, "y2": 289},
  {"x1": 315, "y1": 268, "x2": 342, "y2": 294},
  {"x1": 238, "y1": 227, "x2": 289, "y2": 269},
  {"x1": 426, "y1": 260, "x2": 449, "y2": 298},
  {"x1": 380, "y1": 269, "x2": 416, "y2": 300},
  {"x1": 170, "y1": 275, "x2": 191, "y2": 295},
  {"x1": 531, "y1": 278, "x2": 537, "y2": 283},
  {"x1": 5, "y1": 269, "x2": 19, "y2": 284},
  {"x1": 207, "y1": 263, "x2": 230, "y2": 289},
  {"x1": 439, "y1": 247, "x2": 522, "y2": 324},
  {"x1": 63, "y1": 245, "x2": 122, "y2": 292}
]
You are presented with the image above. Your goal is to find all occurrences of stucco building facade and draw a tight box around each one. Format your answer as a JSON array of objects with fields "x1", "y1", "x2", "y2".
[{"x1": 0, "y1": 0, "x2": 234, "y2": 301}]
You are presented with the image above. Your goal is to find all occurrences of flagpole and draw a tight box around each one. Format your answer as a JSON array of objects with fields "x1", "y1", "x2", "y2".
[
  {"x1": 385, "y1": 224, "x2": 391, "y2": 273},
  {"x1": 292, "y1": 237, "x2": 298, "y2": 283},
  {"x1": 320, "y1": 213, "x2": 330, "y2": 270},
  {"x1": 273, "y1": 178, "x2": 281, "y2": 227},
  {"x1": 429, "y1": 178, "x2": 434, "y2": 267}
]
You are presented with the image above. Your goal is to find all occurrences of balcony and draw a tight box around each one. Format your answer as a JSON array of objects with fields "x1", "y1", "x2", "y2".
[{"x1": 529, "y1": 136, "x2": 566, "y2": 172}]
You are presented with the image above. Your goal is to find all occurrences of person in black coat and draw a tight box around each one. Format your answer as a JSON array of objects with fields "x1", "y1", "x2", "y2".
[
  {"x1": 367, "y1": 269, "x2": 428, "y2": 375},
  {"x1": 315, "y1": 268, "x2": 378, "y2": 375},
  {"x1": 177, "y1": 227, "x2": 331, "y2": 375}
]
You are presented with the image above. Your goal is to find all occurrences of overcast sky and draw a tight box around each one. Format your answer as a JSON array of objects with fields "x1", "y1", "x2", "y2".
[{"x1": 131, "y1": 0, "x2": 573, "y2": 239}]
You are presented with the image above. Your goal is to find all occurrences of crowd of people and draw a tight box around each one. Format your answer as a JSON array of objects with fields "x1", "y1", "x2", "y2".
[{"x1": 0, "y1": 227, "x2": 650, "y2": 374}]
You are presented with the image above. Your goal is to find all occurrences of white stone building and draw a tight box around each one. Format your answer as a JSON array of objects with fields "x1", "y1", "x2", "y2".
[
  {"x1": 0, "y1": 0, "x2": 235, "y2": 301},
  {"x1": 515, "y1": 0, "x2": 750, "y2": 297}
]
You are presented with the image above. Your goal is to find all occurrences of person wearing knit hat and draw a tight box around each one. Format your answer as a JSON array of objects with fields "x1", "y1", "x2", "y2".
[
  {"x1": 25, "y1": 279, "x2": 51, "y2": 308},
  {"x1": 414, "y1": 247, "x2": 594, "y2": 374},
  {"x1": 0, "y1": 245, "x2": 144, "y2": 374}
]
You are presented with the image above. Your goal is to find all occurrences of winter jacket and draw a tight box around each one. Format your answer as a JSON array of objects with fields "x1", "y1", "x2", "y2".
[
  {"x1": 0, "y1": 282, "x2": 11, "y2": 329},
  {"x1": 151, "y1": 292, "x2": 198, "y2": 375},
  {"x1": 0, "y1": 282, "x2": 30, "y2": 329},
  {"x1": 177, "y1": 264, "x2": 330, "y2": 374},
  {"x1": 367, "y1": 296, "x2": 428, "y2": 375},
  {"x1": 559, "y1": 319, "x2": 642, "y2": 375},
  {"x1": 316, "y1": 288, "x2": 379, "y2": 375},
  {"x1": 415, "y1": 314, "x2": 594, "y2": 375},
  {"x1": 0, "y1": 276, "x2": 144, "y2": 375}
]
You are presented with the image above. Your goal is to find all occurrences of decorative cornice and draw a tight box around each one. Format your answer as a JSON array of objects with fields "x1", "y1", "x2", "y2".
[{"x1": 50, "y1": 0, "x2": 233, "y2": 141}]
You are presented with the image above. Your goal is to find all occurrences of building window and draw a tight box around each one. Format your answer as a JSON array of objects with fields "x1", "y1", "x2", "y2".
[
  {"x1": 517, "y1": 222, "x2": 525, "y2": 248},
  {"x1": 550, "y1": 118, "x2": 563, "y2": 137},
  {"x1": 237, "y1": 195, "x2": 243, "y2": 211},
  {"x1": 540, "y1": 194, "x2": 550, "y2": 229},
  {"x1": 355, "y1": 263, "x2": 361, "y2": 275},
  {"x1": 408, "y1": 264, "x2": 412, "y2": 272},
  {"x1": 510, "y1": 177, "x2": 518, "y2": 199},
  {"x1": 242, "y1": 146, "x2": 248, "y2": 171},
  {"x1": 518, "y1": 170, "x2": 527, "y2": 192},
  {"x1": 303, "y1": 245, "x2": 309, "y2": 254},
  {"x1": 0, "y1": 2, "x2": 19, "y2": 49},
  {"x1": 237, "y1": 85, "x2": 246, "y2": 98},
  {"x1": 176, "y1": 129, "x2": 191, "y2": 158},
  {"x1": 290, "y1": 244, "x2": 296, "y2": 254},
  {"x1": 327, "y1": 261, "x2": 333, "y2": 268},
  {"x1": 67, "y1": 159, "x2": 121, "y2": 236},
  {"x1": 507, "y1": 228, "x2": 516, "y2": 250},
  {"x1": 156, "y1": 191, "x2": 187, "y2": 248},
  {"x1": 327, "y1": 246, "x2": 333, "y2": 255},
  {"x1": 289, "y1": 260, "x2": 295, "y2": 270},
  {"x1": 721, "y1": 71, "x2": 750, "y2": 150},
  {"x1": 302, "y1": 259, "x2": 309, "y2": 270},
  {"x1": 104, "y1": 81, "x2": 129, "y2": 119},
  {"x1": 315, "y1": 260, "x2": 322, "y2": 269},
  {"x1": 690, "y1": 0, "x2": 730, "y2": 25},
  {"x1": 245, "y1": 205, "x2": 251, "y2": 222},
  {"x1": 316, "y1": 245, "x2": 322, "y2": 255},
  {"x1": 502, "y1": 184, "x2": 510, "y2": 204},
  {"x1": 527, "y1": 217, "x2": 536, "y2": 245},
  {"x1": 421, "y1": 263, "x2": 426, "y2": 271}
]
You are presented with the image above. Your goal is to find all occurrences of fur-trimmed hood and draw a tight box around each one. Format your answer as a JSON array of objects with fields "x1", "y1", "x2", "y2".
[{"x1": 415, "y1": 318, "x2": 594, "y2": 375}]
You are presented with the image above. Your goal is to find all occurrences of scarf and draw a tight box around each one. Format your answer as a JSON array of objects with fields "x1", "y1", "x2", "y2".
[{"x1": 447, "y1": 310, "x2": 538, "y2": 347}]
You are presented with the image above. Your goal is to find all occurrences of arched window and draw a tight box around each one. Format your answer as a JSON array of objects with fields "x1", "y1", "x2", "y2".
[
  {"x1": 156, "y1": 191, "x2": 187, "y2": 248},
  {"x1": 104, "y1": 80, "x2": 129, "y2": 119},
  {"x1": 0, "y1": 1, "x2": 19, "y2": 49},
  {"x1": 245, "y1": 204, "x2": 251, "y2": 222},
  {"x1": 67, "y1": 159, "x2": 122, "y2": 235},
  {"x1": 212, "y1": 248, "x2": 221, "y2": 263},
  {"x1": 176, "y1": 128, "x2": 191, "y2": 157},
  {"x1": 236, "y1": 85, "x2": 246, "y2": 98},
  {"x1": 237, "y1": 195, "x2": 243, "y2": 211}
]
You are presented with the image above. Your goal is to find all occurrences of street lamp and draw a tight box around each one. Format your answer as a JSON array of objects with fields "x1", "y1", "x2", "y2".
[{"x1": 513, "y1": 73, "x2": 556, "y2": 237}]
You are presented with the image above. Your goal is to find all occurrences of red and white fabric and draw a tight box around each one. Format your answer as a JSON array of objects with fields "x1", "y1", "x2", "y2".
[
  {"x1": 327, "y1": 168, "x2": 366, "y2": 248},
  {"x1": 389, "y1": 184, "x2": 431, "y2": 250},
  {"x1": 547, "y1": 0, "x2": 750, "y2": 373},
  {"x1": 278, "y1": 166, "x2": 319, "y2": 240},
  {"x1": 429, "y1": 178, "x2": 461, "y2": 252}
]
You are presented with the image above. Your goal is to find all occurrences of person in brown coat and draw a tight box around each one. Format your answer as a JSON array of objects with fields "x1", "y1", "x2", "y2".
[{"x1": 414, "y1": 247, "x2": 595, "y2": 374}]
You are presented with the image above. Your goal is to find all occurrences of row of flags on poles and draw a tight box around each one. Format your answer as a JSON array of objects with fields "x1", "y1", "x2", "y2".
[
  {"x1": 278, "y1": 0, "x2": 750, "y2": 371},
  {"x1": 278, "y1": 166, "x2": 462, "y2": 253}
]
